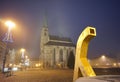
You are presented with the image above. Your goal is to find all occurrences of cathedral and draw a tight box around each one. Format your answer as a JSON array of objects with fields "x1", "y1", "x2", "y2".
[{"x1": 40, "y1": 20, "x2": 75, "y2": 69}]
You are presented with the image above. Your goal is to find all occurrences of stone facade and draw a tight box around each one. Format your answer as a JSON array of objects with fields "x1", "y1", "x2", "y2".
[
  {"x1": 0, "y1": 41, "x2": 6, "y2": 70},
  {"x1": 40, "y1": 25, "x2": 75, "y2": 68}
]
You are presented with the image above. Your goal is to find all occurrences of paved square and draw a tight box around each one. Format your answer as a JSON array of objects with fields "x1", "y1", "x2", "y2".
[{"x1": 0, "y1": 69, "x2": 73, "y2": 82}]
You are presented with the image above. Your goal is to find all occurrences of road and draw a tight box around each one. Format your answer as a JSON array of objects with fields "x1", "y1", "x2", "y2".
[{"x1": 0, "y1": 68, "x2": 73, "y2": 82}]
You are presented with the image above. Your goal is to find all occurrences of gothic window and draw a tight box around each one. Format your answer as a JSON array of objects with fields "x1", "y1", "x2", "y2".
[
  {"x1": 66, "y1": 49, "x2": 68, "y2": 60},
  {"x1": 59, "y1": 49, "x2": 63, "y2": 62},
  {"x1": 53, "y1": 48, "x2": 56, "y2": 64}
]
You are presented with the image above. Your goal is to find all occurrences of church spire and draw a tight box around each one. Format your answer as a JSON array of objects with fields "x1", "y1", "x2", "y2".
[{"x1": 43, "y1": 12, "x2": 48, "y2": 28}]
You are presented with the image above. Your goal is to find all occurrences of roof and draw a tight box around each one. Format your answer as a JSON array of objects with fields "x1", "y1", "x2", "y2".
[
  {"x1": 45, "y1": 41, "x2": 75, "y2": 47},
  {"x1": 49, "y1": 35, "x2": 72, "y2": 42}
]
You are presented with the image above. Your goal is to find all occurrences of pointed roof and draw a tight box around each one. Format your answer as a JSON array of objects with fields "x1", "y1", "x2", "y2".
[
  {"x1": 43, "y1": 12, "x2": 48, "y2": 28},
  {"x1": 49, "y1": 35, "x2": 72, "y2": 42},
  {"x1": 45, "y1": 41, "x2": 75, "y2": 47},
  {"x1": 45, "y1": 35, "x2": 75, "y2": 47}
]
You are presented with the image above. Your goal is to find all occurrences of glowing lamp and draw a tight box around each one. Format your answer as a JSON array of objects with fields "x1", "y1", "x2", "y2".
[
  {"x1": 21, "y1": 48, "x2": 25, "y2": 52},
  {"x1": 5, "y1": 20, "x2": 15, "y2": 30}
]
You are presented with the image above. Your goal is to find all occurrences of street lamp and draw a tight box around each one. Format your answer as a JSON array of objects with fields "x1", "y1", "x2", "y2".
[
  {"x1": 2, "y1": 20, "x2": 15, "y2": 73},
  {"x1": 5, "y1": 21, "x2": 15, "y2": 30},
  {"x1": 2, "y1": 20, "x2": 15, "y2": 43}
]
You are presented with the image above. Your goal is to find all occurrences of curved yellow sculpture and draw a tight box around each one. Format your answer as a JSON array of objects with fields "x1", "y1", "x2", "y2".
[{"x1": 73, "y1": 26, "x2": 96, "y2": 82}]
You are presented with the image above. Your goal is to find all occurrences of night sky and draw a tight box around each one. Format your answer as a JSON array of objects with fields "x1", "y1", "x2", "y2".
[{"x1": 0, "y1": 0, "x2": 120, "y2": 59}]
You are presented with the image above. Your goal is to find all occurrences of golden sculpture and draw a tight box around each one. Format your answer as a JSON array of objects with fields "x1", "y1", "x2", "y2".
[{"x1": 73, "y1": 26, "x2": 96, "y2": 82}]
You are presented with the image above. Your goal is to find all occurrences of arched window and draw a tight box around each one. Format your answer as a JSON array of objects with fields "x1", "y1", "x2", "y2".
[
  {"x1": 59, "y1": 49, "x2": 63, "y2": 62},
  {"x1": 67, "y1": 51, "x2": 75, "y2": 69},
  {"x1": 66, "y1": 49, "x2": 69, "y2": 60},
  {"x1": 53, "y1": 48, "x2": 55, "y2": 64}
]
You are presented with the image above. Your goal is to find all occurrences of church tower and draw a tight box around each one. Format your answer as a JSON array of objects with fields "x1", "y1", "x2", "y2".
[{"x1": 40, "y1": 15, "x2": 49, "y2": 67}]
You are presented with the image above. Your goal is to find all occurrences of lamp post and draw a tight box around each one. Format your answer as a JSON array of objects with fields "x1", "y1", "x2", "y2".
[{"x1": 2, "y1": 20, "x2": 15, "y2": 73}]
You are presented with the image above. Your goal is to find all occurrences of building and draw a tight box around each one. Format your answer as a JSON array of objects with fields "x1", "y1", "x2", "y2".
[
  {"x1": 0, "y1": 41, "x2": 6, "y2": 71},
  {"x1": 6, "y1": 49, "x2": 16, "y2": 65},
  {"x1": 40, "y1": 20, "x2": 75, "y2": 69}
]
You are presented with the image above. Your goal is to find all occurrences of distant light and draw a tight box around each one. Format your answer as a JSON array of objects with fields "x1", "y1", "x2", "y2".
[
  {"x1": 9, "y1": 63, "x2": 12, "y2": 66},
  {"x1": 12, "y1": 67, "x2": 18, "y2": 71},
  {"x1": 5, "y1": 20, "x2": 15, "y2": 29},
  {"x1": 113, "y1": 63, "x2": 117, "y2": 66},
  {"x1": 35, "y1": 64, "x2": 38, "y2": 67},
  {"x1": 101, "y1": 55, "x2": 105, "y2": 59},
  {"x1": 25, "y1": 56, "x2": 28, "y2": 59},
  {"x1": 21, "y1": 48, "x2": 25, "y2": 52},
  {"x1": 4, "y1": 68, "x2": 8, "y2": 72}
]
